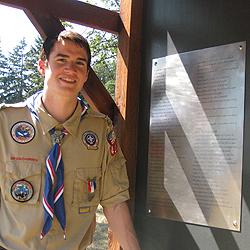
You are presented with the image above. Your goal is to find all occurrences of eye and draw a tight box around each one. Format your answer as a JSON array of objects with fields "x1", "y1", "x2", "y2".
[
  {"x1": 76, "y1": 61, "x2": 86, "y2": 67},
  {"x1": 56, "y1": 58, "x2": 67, "y2": 63}
]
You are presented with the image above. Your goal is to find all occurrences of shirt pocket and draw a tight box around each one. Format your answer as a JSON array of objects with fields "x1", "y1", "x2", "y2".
[
  {"x1": 72, "y1": 167, "x2": 101, "y2": 207},
  {"x1": 4, "y1": 161, "x2": 42, "y2": 204}
]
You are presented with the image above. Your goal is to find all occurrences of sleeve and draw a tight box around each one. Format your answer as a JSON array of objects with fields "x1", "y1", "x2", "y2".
[{"x1": 99, "y1": 117, "x2": 130, "y2": 207}]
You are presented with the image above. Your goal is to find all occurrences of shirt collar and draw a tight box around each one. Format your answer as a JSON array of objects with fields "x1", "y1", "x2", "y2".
[{"x1": 34, "y1": 93, "x2": 87, "y2": 137}]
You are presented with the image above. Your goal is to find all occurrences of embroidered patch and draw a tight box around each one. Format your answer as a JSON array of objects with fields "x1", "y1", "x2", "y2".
[
  {"x1": 82, "y1": 131, "x2": 98, "y2": 150},
  {"x1": 87, "y1": 178, "x2": 96, "y2": 201},
  {"x1": 11, "y1": 179, "x2": 34, "y2": 202},
  {"x1": 10, "y1": 156, "x2": 38, "y2": 162},
  {"x1": 79, "y1": 207, "x2": 90, "y2": 214},
  {"x1": 107, "y1": 130, "x2": 118, "y2": 156},
  {"x1": 11, "y1": 121, "x2": 35, "y2": 144},
  {"x1": 87, "y1": 178, "x2": 97, "y2": 193}
]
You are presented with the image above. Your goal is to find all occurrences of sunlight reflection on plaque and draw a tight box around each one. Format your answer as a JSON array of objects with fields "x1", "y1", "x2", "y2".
[{"x1": 147, "y1": 41, "x2": 245, "y2": 231}]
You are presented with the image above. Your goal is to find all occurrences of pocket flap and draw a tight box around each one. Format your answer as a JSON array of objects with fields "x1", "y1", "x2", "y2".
[
  {"x1": 6, "y1": 161, "x2": 41, "y2": 179},
  {"x1": 76, "y1": 167, "x2": 101, "y2": 180}
]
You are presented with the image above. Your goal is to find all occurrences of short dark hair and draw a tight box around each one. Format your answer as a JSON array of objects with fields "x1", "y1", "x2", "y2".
[{"x1": 40, "y1": 30, "x2": 91, "y2": 68}]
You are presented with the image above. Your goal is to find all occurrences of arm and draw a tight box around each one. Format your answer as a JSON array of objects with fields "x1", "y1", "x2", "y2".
[{"x1": 103, "y1": 201, "x2": 141, "y2": 250}]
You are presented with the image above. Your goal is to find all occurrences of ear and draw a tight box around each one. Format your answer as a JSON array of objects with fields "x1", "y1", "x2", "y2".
[
  {"x1": 37, "y1": 59, "x2": 46, "y2": 75},
  {"x1": 86, "y1": 68, "x2": 90, "y2": 80}
]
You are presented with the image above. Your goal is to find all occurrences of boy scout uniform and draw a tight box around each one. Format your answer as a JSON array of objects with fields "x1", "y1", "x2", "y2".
[{"x1": 0, "y1": 93, "x2": 129, "y2": 250}]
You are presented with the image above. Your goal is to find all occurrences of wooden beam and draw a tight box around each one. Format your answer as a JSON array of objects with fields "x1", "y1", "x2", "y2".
[
  {"x1": 24, "y1": 9, "x2": 65, "y2": 39},
  {"x1": 0, "y1": 0, "x2": 121, "y2": 34},
  {"x1": 81, "y1": 69, "x2": 116, "y2": 120},
  {"x1": 108, "y1": 0, "x2": 143, "y2": 249},
  {"x1": 49, "y1": 0, "x2": 121, "y2": 34}
]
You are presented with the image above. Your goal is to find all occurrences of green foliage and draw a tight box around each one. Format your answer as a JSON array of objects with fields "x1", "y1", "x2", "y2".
[
  {"x1": 61, "y1": 21, "x2": 74, "y2": 29},
  {"x1": 0, "y1": 37, "x2": 43, "y2": 104},
  {"x1": 80, "y1": 0, "x2": 119, "y2": 98},
  {"x1": 1, "y1": 39, "x2": 29, "y2": 103},
  {"x1": 0, "y1": 41, "x2": 9, "y2": 100},
  {"x1": 100, "y1": 0, "x2": 120, "y2": 11},
  {"x1": 25, "y1": 36, "x2": 44, "y2": 96},
  {"x1": 86, "y1": 0, "x2": 120, "y2": 11},
  {"x1": 86, "y1": 29, "x2": 118, "y2": 98}
]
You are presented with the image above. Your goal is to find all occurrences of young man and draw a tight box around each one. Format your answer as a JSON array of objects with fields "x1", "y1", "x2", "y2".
[{"x1": 0, "y1": 30, "x2": 140, "y2": 250}]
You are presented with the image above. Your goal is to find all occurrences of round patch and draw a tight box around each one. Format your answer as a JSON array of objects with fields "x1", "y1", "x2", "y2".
[
  {"x1": 83, "y1": 131, "x2": 98, "y2": 150},
  {"x1": 11, "y1": 121, "x2": 35, "y2": 144},
  {"x1": 11, "y1": 180, "x2": 34, "y2": 202}
]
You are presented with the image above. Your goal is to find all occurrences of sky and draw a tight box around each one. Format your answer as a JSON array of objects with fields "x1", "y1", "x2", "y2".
[
  {"x1": 0, "y1": 3, "x2": 98, "y2": 55},
  {"x1": 0, "y1": 5, "x2": 39, "y2": 54}
]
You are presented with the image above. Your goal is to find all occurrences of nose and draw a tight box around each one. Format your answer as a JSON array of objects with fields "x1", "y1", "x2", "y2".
[{"x1": 64, "y1": 61, "x2": 77, "y2": 72}]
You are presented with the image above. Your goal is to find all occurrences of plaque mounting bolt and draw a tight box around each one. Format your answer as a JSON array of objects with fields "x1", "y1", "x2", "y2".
[
  {"x1": 233, "y1": 220, "x2": 238, "y2": 228},
  {"x1": 148, "y1": 209, "x2": 151, "y2": 214},
  {"x1": 239, "y1": 45, "x2": 243, "y2": 50},
  {"x1": 154, "y1": 62, "x2": 157, "y2": 66}
]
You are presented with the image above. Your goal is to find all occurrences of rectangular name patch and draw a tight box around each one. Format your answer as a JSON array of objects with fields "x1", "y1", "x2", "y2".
[{"x1": 79, "y1": 207, "x2": 90, "y2": 214}]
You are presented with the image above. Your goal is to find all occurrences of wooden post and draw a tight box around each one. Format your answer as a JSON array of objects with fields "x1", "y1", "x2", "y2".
[
  {"x1": 116, "y1": 0, "x2": 143, "y2": 216},
  {"x1": 109, "y1": 0, "x2": 143, "y2": 249}
]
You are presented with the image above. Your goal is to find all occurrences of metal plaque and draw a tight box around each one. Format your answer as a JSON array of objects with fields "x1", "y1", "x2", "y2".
[{"x1": 147, "y1": 42, "x2": 246, "y2": 231}]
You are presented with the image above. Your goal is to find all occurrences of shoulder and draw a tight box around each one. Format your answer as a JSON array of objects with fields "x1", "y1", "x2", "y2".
[
  {"x1": 0, "y1": 102, "x2": 27, "y2": 112},
  {"x1": 0, "y1": 102, "x2": 28, "y2": 126},
  {"x1": 86, "y1": 108, "x2": 113, "y2": 125}
]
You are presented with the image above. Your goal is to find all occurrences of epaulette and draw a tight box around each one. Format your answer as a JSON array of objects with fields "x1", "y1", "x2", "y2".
[
  {"x1": 104, "y1": 115, "x2": 113, "y2": 127},
  {"x1": 86, "y1": 108, "x2": 107, "y2": 119},
  {"x1": 0, "y1": 102, "x2": 26, "y2": 110}
]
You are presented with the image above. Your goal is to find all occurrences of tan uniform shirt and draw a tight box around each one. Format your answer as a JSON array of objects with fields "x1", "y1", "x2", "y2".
[{"x1": 0, "y1": 95, "x2": 129, "y2": 250}]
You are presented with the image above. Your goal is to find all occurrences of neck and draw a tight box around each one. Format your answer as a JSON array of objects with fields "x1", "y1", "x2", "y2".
[{"x1": 41, "y1": 92, "x2": 78, "y2": 123}]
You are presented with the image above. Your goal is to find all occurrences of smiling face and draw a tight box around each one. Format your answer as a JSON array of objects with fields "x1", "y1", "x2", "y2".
[{"x1": 39, "y1": 38, "x2": 89, "y2": 99}]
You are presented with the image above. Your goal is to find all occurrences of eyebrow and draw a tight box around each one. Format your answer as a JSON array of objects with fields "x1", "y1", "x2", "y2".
[{"x1": 56, "y1": 53, "x2": 87, "y2": 62}]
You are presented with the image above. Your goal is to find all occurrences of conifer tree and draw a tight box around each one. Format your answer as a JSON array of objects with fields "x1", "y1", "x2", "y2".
[
  {"x1": 25, "y1": 36, "x2": 44, "y2": 96},
  {"x1": 1, "y1": 38, "x2": 29, "y2": 103},
  {"x1": 0, "y1": 41, "x2": 9, "y2": 103}
]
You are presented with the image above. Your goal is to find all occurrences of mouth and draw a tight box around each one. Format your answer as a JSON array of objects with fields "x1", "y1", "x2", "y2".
[{"x1": 59, "y1": 77, "x2": 77, "y2": 83}]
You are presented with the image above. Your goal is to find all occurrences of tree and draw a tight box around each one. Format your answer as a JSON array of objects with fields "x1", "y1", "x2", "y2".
[
  {"x1": 86, "y1": 0, "x2": 119, "y2": 11},
  {"x1": 24, "y1": 36, "x2": 44, "y2": 97},
  {"x1": 100, "y1": 0, "x2": 119, "y2": 11},
  {"x1": 0, "y1": 41, "x2": 9, "y2": 102},
  {"x1": 86, "y1": 29, "x2": 118, "y2": 98},
  {"x1": 83, "y1": 0, "x2": 120, "y2": 98},
  {"x1": 1, "y1": 38, "x2": 31, "y2": 103}
]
